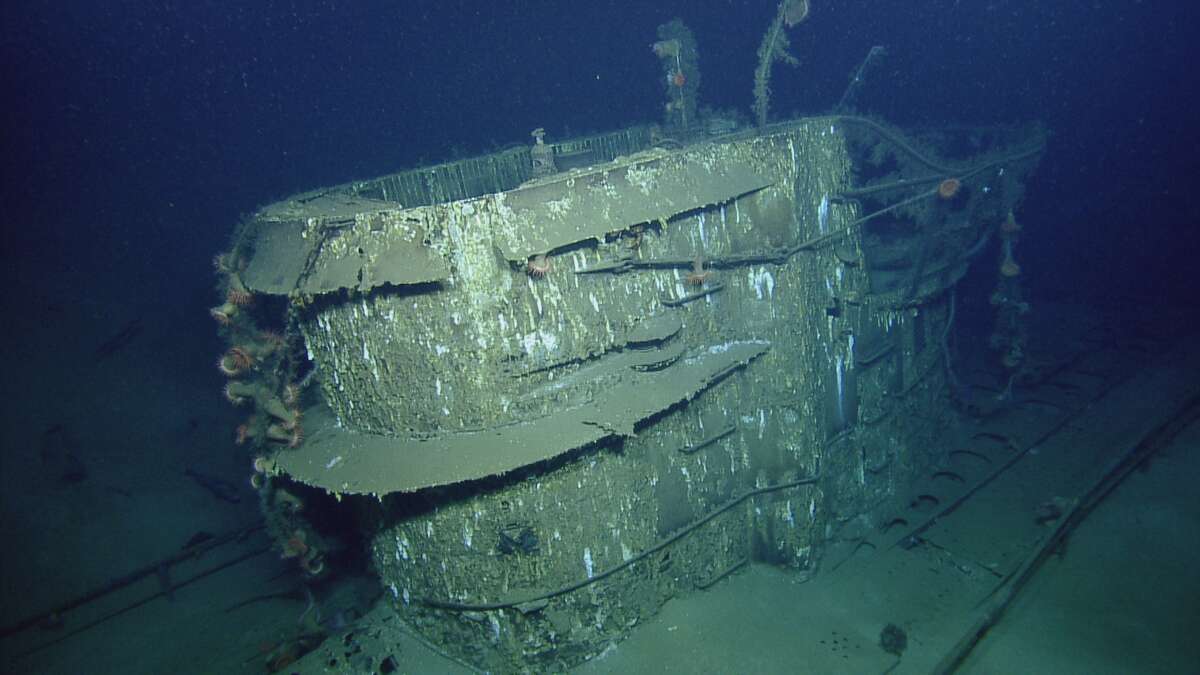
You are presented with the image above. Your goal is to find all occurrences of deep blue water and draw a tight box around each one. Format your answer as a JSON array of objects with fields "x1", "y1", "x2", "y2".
[{"x1": 4, "y1": 1, "x2": 1197, "y2": 307}]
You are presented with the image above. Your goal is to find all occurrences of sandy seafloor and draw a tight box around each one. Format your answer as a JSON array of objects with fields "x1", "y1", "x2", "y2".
[{"x1": 2, "y1": 250, "x2": 1197, "y2": 675}]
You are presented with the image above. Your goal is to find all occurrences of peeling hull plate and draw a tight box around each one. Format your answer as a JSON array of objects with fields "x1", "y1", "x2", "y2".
[
  {"x1": 498, "y1": 153, "x2": 771, "y2": 261},
  {"x1": 240, "y1": 192, "x2": 448, "y2": 295},
  {"x1": 276, "y1": 341, "x2": 769, "y2": 495}
]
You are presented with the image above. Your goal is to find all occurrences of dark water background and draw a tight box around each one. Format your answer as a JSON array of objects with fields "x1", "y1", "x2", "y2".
[{"x1": 4, "y1": 0, "x2": 1198, "y2": 314}]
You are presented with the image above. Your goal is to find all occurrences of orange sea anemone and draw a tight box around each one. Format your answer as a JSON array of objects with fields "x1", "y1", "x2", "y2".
[
  {"x1": 685, "y1": 254, "x2": 712, "y2": 286},
  {"x1": 252, "y1": 455, "x2": 276, "y2": 475},
  {"x1": 1000, "y1": 211, "x2": 1022, "y2": 235},
  {"x1": 226, "y1": 287, "x2": 253, "y2": 307},
  {"x1": 235, "y1": 415, "x2": 259, "y2": 446},
  {"x1": 229, "y1": 346, "x2": 254, "y2": 369},
  {"x1": 224, "y1": 273, "x2": 254, "y2": 306},
  {"x1": 217, "y1": 348, "x2": 252, "y2": 377},
  {"x1": 266, "y1": 422, "x2": 304, "y2": 448},
  {"x1": 526, "y1": 254, "x2": 551, "y2": 278},
  {"x1": 672, "y1": 70, "x2": 686, "y2": 88},
  {"x1": 280, "y1": 530, "x2": 309, "y2": 559},
  {"x1": 281, "y1": 382, "x2": 301, "y2": 407},
  {"x1": 261, "y1": 395, "x2": 301, "y2": 431},
  {"x1": 225, "y1": 382, "x2": 252, "y2": 405},
  {"x1": 209, "y1": 303, "x2": 237, "y2": 326},
  {"x1": 937, "y1": 177, "x2": 961, "y2": 200}
]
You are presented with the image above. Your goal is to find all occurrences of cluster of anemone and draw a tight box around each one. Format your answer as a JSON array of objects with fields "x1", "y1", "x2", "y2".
[
  {"x1": 215, "y1": 249, "x2": 325, "y2": 580},
  {"x1": 227, "y1": 382, "x2": 303, "y2": 449},
  {"x1": 279, "y1": 529, "x2": 325, "y2": 576},
  {"x1": 225, "y1": 383, "x2": 304, "y2": 449},
  {"x1": 260, "y1": 393, "x2": 300, "y2": 428},
  {"x1": 266, "y1": 422, "x2": 304, "y2": 449},
  {"x1": 270, "y1": 493, "x2": 325, "y2": 576},
  {"x1": 251, "y1": 388, "x2": 304, "y2": 448},
  {"x1": 210, "y1": 253, "x2": 303, "y2": 450},
  {"x1": 210, "y1": 255, "x2": 254, "y2": 325}
]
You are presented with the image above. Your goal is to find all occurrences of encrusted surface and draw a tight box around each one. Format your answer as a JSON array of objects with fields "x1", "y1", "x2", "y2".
[
  {"x1": 351, "y1": 121, "x2": 867, "y2": 671},
  {"x1": 276, "y1": 342, "x2": 768, "y2": 494},
  {"x1": 241, "y1": 193, "x2": 449, "y2": 295},
  {"x1": 222, "y1": 116, "x2": 1041, "y2": 673},
  {"x1": 497, "y1": 150, "x2": 772, "y2": 261},
  {"x1": 301, "y1": 124, "x2": 855, "y2": 441}
]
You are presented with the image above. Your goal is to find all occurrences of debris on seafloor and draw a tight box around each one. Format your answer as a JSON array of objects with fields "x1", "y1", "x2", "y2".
[
  {"x1": 93, "y1": 316, "x2": 144, "y2": 362},
  {"x1": 184, "y1": 467, "x2": 242, "y2": 503},
  {"x1": 880, "y1": 622, "x2": 908, "y2": 656},
  {"x1": 39, "y1": 424, "x2": 88, "y2": 485}
]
